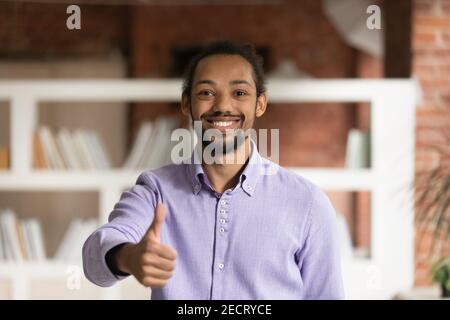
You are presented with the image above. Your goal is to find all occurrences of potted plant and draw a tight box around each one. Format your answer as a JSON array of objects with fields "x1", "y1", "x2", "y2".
[
  {"x1": 431, "y1": 258, "x2": 450, "y2": 298},
  {"x1": 414, "y1": 115, "x2": 450, "y2": 298}
]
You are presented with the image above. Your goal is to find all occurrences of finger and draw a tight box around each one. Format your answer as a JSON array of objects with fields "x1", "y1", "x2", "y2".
[
  {"x1": 147, "y1": 255, "x2": 176, "y2": 272},
  {"x1": 142, "y1": 277, "x2": 166, "y2": 288},
  {"x1": 144, "y1": 202, "x2": 166, "y2": 242},
  {"x1": 143, "y1": 266, "x2": 173, "y2": 280},
  {"x1": 150, "y1": 243, "x2": 177, "y2": 260}
]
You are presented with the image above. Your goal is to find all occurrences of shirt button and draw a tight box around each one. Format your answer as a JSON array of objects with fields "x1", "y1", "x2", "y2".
[
  {"x1": 247, "y1": 185, "x2": 252, "y2": 190},
  {"x1": 194, "y1": 185, "x2": 201, "y2": 192},
  {"x1": 220, "y1": 200, "x2": 226, "y2": 205},
  {"x1": 218, "y1": 263, "x2": 224, "y2": 270},
  {"x1": 220, "y1": 209, "x2": 226, "y2": 214},
  {"x1": 219, "y1": 227, "x2": 225, "y2": 233},
  {"x1": 220, "y1": 219, "x2": 226, "y2": 224}
]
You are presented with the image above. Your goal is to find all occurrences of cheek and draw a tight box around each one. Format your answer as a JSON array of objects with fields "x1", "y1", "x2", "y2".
[
  {"x1": 243, "y1": 109, "x2": 256, "y2": 126},
  {"x1": 191, "y1": 101, "x2": 211, "y2": 119}
]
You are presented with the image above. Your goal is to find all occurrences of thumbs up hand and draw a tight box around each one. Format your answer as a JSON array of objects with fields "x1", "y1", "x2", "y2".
[
  {"x1": 144, "y1": 202, "x2": 167, "y2": 242},
  {"x1": 115, "y1": 203, "x2": 177, "y2": 288}
]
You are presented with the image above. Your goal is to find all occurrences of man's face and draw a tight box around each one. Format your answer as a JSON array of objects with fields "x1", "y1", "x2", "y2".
[{"x1": 181, "y1": 54, "x2": 267, "y2": 155}]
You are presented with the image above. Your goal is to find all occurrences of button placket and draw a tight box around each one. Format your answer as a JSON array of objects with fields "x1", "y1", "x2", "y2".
[
  {"x1": 218, "y1": 197, "x2": 229, "y2": 236},
  {"x1": 211, "y1": 195, "x2": 230, "y2": 299}
]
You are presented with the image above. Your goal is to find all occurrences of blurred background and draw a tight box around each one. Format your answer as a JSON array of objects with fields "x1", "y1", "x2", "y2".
[{"x1": 0, "y1": 0, "x2": 448, "y2": 300}]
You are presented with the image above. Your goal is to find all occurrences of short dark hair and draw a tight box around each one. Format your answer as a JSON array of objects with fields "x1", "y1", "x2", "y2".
[{"x1": 182, "y1": 41, "x2": 266, "y2": 99}]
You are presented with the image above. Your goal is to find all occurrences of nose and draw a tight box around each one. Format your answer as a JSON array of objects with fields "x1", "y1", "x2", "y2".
[{"x1": 212, "y1": 92, "x2": 233, "y2": 113}]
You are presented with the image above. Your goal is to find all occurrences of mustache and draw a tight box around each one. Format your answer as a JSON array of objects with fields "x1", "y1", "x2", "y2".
[{"x1": 200, "y1": 111, "x2": 244, "y2": 120}]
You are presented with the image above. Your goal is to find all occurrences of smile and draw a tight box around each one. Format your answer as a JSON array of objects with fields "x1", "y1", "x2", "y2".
[
  {"x1": 205, "y1": 117, "x2": 241, "y2": 131},
  {"x1": 210, "y1": 120, "x2": 235, "y2": 127}
]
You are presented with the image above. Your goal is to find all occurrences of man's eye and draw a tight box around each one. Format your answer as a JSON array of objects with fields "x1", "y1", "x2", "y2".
[
  {"x1": 235, "y1": 90, "x2": 248, "y2": 97},
  {"x1": 198, "y1": 90, "x2": 213, "y2": 96}
]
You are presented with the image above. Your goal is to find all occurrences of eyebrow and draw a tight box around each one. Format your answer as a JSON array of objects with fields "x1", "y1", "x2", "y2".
[
  {"x1": 194, "y1": 79, "x2": 253, "y2": 87},
  {"x1": 230, "y1": 80, "x2": 252, "y2": 86}
]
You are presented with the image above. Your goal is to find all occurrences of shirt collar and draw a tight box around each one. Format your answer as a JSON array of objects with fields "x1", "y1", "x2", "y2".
[{"x1": 186, "y1": 138, "x2": 262, "y2": 197}]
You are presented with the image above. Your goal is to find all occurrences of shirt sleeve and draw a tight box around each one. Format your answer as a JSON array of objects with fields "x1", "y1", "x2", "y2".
[
  {"x1": 82, "y1": 173, "x2": 158, "y2": 287},
  {"x1": 295, "y1": 184, "x2": 345, "y2": 300}
]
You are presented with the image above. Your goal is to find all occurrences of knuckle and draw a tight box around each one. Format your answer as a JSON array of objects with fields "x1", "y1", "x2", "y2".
[
  {"x1": 142, "y1": 253, "x2": 153, "y2": 264},
  {"x1": 139, "y1": 277, "x2": 150, "y2": 287},
  {"x1": 145, "y1": 242, "x2": 155, "y2": 252},
  {"x1": 141, "y1": 277, "x2": 154, "y2": 287},
  {"x1": 143, "y1": 278, "x2": 165, "y2": 288},
  {"x1": 139, "y1": 255, "x2": 147, "y2": 266}
]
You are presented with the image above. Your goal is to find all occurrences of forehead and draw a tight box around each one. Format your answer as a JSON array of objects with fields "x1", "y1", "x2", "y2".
[{"x1": 193, "y1": 54, "x2": 255, "y2": 85}]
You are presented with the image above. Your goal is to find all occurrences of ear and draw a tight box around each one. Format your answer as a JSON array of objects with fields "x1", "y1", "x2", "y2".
[
  {"x1": 181, "y1": 92, "x2": 191, "y2": 117},
  {"x1": 255, "y1": 92, "x2": 267, "y2": 118}
]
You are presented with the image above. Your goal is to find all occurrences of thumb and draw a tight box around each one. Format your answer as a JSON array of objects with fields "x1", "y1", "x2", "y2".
[{"x1": 145, "y1": 202, "x2": 167, "y2": 242}]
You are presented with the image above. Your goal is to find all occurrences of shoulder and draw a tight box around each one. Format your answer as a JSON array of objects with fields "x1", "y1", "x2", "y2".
[
  {"x1": 261, "y1": 157, "x2": 334, "y2": 219},
  {"x1": 260, "y1": 157, "x2": 316, "y2": 201},
  {"x1": 135, "y1": 163, "x2": 187, "y2": 189}
]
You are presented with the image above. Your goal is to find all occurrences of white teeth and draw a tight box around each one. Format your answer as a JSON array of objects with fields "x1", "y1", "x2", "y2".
[{"x1": 213, "y1": 121, "x2": 233, "y2": 127}]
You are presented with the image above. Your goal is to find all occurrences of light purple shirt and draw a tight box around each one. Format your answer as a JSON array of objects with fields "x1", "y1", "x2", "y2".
[{"x1": 82, "y1": 140, "x2": 344, "y2": 299}]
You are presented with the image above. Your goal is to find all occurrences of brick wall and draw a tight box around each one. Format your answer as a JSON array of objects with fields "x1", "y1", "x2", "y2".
[
  {"x1": 413, "y1": 0, "x2": 450, "y2": 286},
  {"x1": 0, "y1": 2, "x2": 129, "y2": 58}
]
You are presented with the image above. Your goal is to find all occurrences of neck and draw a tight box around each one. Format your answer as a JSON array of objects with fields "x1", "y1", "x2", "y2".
[{"x1": 201, "y1": 138, "x2": 252, "y2": 194}]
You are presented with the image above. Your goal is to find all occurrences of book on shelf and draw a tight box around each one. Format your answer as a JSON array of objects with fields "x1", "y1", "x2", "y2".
[
  {"x1": 54, "y1": 217, "x2": 98, "y2": 262},
  {"x1": 33, "y1": 132, "x2": 49, "y2": 169},
  {"x1": 38, "y1": 126, "x2": 66, "y2": 170},
  {"x1": 124, "y1": 115, "x2": 180, "y2": 170},
  {"x1": 0, "y1": 208, "x2": 98, "y2": 263},
  {"x1": 0, "y1": 147, "x2": 9, "y2": 169},
  {"x1": 56, "y1": 128, "x2": 81, "y2": 170},
  {"x1": 85, "y1": 130, "x2": 111, "y2": 169},
  {"x1": 0, "y1": 209, "x2": 46, "y2": 261},
  {"x1": 34, "y1": 126, "x2": 112, "y2": 170},
  {"x1": 124, "y1": 122, "x2": 153, "y2": 169},
  {"x1": 72, "y1": 129, "x2": 97, "y2": 170},
  {"x1": 345, "y1": 128, "x2": 371, "y2": 169}
]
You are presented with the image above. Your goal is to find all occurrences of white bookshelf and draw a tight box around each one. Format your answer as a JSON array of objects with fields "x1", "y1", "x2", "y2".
[{"x1": 0, "y1": 79, "x2": 420, "y2": 299}]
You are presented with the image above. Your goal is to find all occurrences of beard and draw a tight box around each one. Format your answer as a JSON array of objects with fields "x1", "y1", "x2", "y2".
[
  {"x1": 195, "y1": 109, "x2": 256, "y2": 156},
  {"x1": 201, "y1": 128, "x2": 248, "y2": 156},
  {"x1": 189, "y1": 100, "x2": 258, "y2": 158}
]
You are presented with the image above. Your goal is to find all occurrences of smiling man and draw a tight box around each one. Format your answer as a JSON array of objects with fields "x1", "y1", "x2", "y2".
[{"x1": 82, "y1": 41, "x2": 345, "y2": 300}]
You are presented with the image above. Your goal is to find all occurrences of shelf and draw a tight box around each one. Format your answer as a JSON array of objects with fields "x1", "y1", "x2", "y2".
[
  {"x1": 0, "y1": 170, "x2": 140, "y2": 190},
  {"x1": 0, "y1": 79, "x2": 421, "y2": 103},
  {"x1": 289, "y1": 168, "x2": 373, "y2": 190},
  {"x1": 0, "y1": 261, "x2": 77, "y2": 278},
  {"x1": 0, "y1": 168, "x2": 373, "y2": 191}
]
